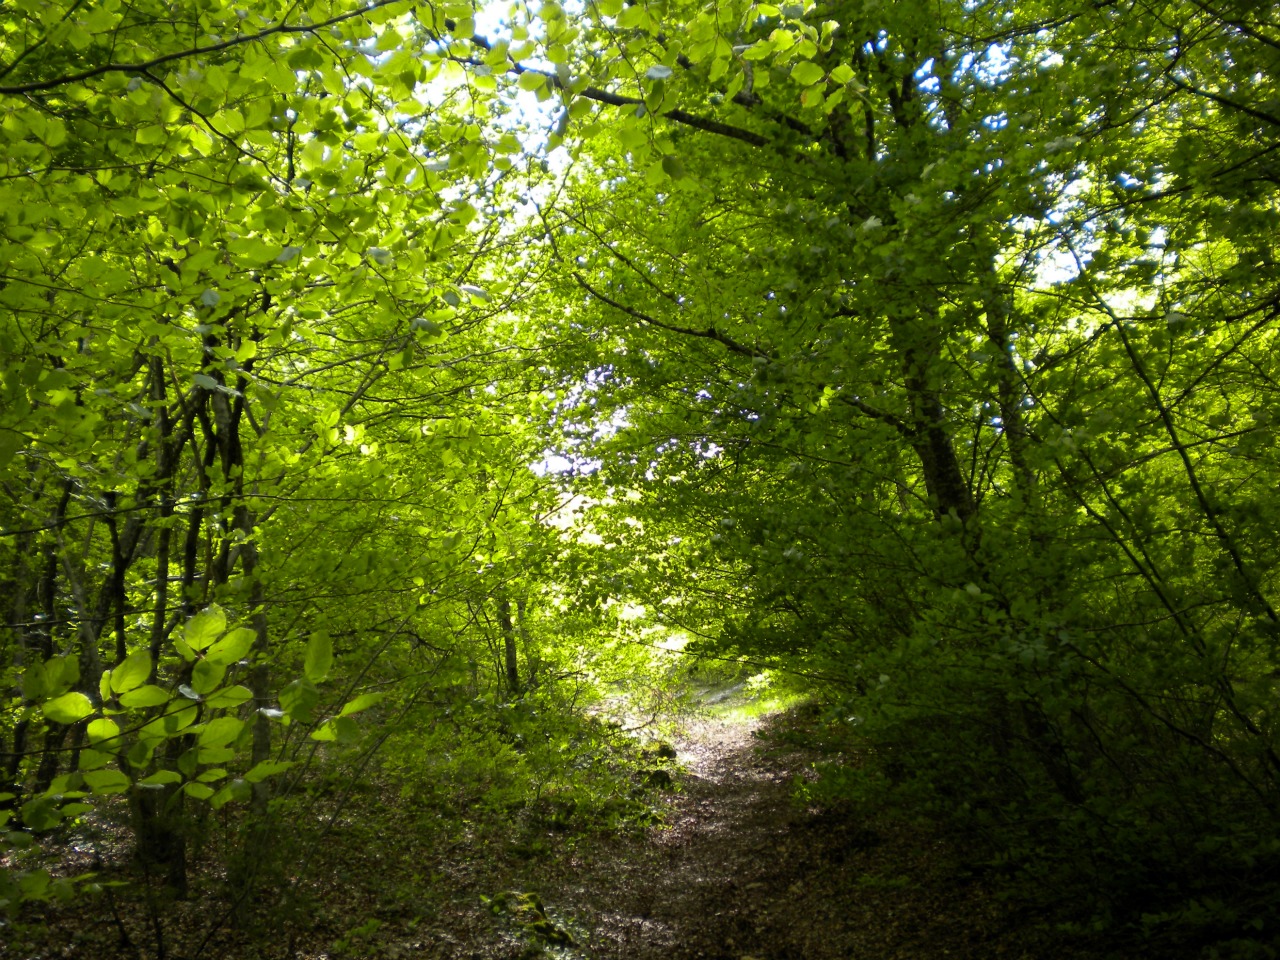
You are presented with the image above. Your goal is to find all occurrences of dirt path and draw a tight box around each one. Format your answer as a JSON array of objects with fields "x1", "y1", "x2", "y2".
[
  {"x1": 5, "y1": 707, "x2": 1095, "y2": 960},
  {"x1": 519, "y1": 709, "x2": 1067, "y2": 960}
]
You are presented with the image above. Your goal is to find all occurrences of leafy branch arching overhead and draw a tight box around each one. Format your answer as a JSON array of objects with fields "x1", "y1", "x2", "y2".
[{"x1": 1, "y1": 0, "x2": 1279, "y2": 951}]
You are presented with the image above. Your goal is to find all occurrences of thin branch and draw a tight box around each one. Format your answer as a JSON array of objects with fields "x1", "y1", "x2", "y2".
[
  {"x1": 579, "y1": 87, "x2": 769, "y2": 147},
  {"x1": 540, "y1": 207, "x2": 763, "y2": 357},
  {"x1": 1169, "y1": 76, "x2": 1280, "y2": 128},
  {"x1": 0, "y1": 0, "x2": 409, "y2": 94},
  {"x1": 451, "y1": 31, "x2": 770, "y2": 148},
  {"x1": 564, "y1": 207, "x2": 683, "y2": 306},
  {"x1": 836, "y1": 394, "x2": 912, "y2": 435},
  {"x1": 0, "y1": 0, "x2": 89, "y2": 81}
]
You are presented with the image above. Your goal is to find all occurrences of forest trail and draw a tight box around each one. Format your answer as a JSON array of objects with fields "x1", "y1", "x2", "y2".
[
  {"x1": 4, "y1": 704, "x2": 1087, "y2": 960},
  {"x1": 497, "y1": 706, "x2": 1069, "y2": 960}
]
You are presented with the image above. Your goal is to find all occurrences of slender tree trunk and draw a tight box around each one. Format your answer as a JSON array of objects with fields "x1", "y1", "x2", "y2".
[
  {"x1": 516, "y1": 597, "x2": 537, "y2": 687},
  {"x1": 891, "y1": 314, "x2": 976, "y2": 525},
  {"x1": 132, "y1": 774, "x2": 189, "y2": 898},
  {"x1": 497, "y1": 595, "x2": 520, "y2": 696},
  {"x1": 3, "y1": 528, "x2": 34, "y2": 797},
  {"x1": 239, "y1": 523, "x2": 271, "y2": 817}
]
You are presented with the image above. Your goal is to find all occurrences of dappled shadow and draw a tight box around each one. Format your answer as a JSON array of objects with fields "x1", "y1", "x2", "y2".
[{"x1": 537, "y1": 707, "x2": 1093, "y2": 960}]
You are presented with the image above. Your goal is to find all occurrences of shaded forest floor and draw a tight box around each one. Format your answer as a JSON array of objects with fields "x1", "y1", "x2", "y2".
[{"x1": 3, "y1": 702, "x2": 1107, "y2": 960}]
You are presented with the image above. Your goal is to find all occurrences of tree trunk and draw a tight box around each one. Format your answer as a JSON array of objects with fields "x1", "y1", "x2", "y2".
[
  {"x1": 516, "y1": 597, "x2": 537, "y2": 688},
  {"x1": 498, "y1": 596, "x2": 520, "y2": 697}
]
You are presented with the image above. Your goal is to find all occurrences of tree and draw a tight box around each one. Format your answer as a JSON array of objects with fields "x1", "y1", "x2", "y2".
[
  {"x1": 0, "y1": 0, "x2": 563, "y2": 906},
  {"x1": 521, "y1": 0, "x2": 1280, "y2": 940},
  {"x1": 2, "y1": 0, "x2": 1278, "y2": 949}
]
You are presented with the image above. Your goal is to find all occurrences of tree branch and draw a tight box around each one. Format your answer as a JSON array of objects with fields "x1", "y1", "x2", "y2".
[
  {"x1": 0, "y1": 0, "x2": 409, "y2": 94},
  {"x1": 837, "y1": 394, "x2": 912, "y2": 435},
  {"x1": 451, "y1": 30, "x2": 770, "y2": 148}
]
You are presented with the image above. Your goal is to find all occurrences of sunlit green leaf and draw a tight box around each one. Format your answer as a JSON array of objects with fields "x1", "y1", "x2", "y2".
[
  {"x1": 43, "y1": 693, "x2": 93, "y2": 725},
  {"x1": 206, "y1": 627, "x2": 256, "y2": 666},
  {"x1": 119, "y1": 685, "x2": 170, "y2": 708},
  {"x1": 790, "y1": 61, "x2": 825, "y2": 86},
  {"x1": 204, "y1": 685, "x2": 254, "y2": 709},
  {"x1": 197, "y1": 716, "x2": 244, "y2": 749},
  {"x1": 185, "y1": 605, "x2": 227, "y2": 651},
  {"x1": 338, "y1": 692, "x2": 385, "y2": 717},
  {"x1": 191, "y1": 658, "x2": 227, "y2": 695},
  {"x1": 86, "y1": 718, "x2": 121, "y2": 745},
  {"x1": 517, "y1": 71, "x2": 545, "y2": 92}
]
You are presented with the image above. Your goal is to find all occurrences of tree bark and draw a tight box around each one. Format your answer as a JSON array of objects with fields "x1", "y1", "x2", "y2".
[{"x1": 498, "y1": 596, "x2": 520, "y2": 696}]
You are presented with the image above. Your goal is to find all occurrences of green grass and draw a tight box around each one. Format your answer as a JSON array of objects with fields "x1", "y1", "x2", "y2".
[{"x1": 692, "y1": 673, "x2": 811, "y2": 722}]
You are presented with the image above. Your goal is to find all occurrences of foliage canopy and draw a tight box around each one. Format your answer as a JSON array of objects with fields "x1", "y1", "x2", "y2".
[{"x1": 2, "y1": 0, "x2": 1279, "y2": 952}]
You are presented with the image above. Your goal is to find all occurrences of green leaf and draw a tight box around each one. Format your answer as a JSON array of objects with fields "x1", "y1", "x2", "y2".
[
  {"x1": 109, "y1": 650, "x2": 151, "y2": 694},
  {"x1": 160, "y1": 702, "x2": 199, "y2": 735},
  {"x1": 135, "y1": 124, "x2": 167, "y2": 145},
  {"x1": 790, "y1": 61, "x2": 826, "y2": 86},
  {"x1": 313, "y1": 716, "x2": 360, "y2": 743},
  {"x1": 22, "y1": 665, "x2": 45, "y2": 701},
  {"x1": 206, "y1": 626, "x2": 255, "y2": 666},
  {"x1": 191, "y1": 658, "x2": 227, "y2": 695},
  {"x1": 18, "y1": 868, "x2": 51, "y2": 898},
  {"x1": 86, "y1": 718, "x2": 121, "y2": 745},
  {"x1": 333, "y1": 716, "x2": 360, "y2": 743},
  {"x1": 43, "y1": 692, "x2": 94, "y2": 725},
  {"x1": 210, "y1": 779, "x2": 251, "y2": 810},
  {"x1": 204, "y1": 685, "x2": 253, "y2": 709},
  {"x1": 127, "y1": 741, "x2": 156, "y2": 769},
  {"x1": 197, "y1": 716, "x2": 244, "y2": 749},
  {"x1": 173, "y1": 634, "x2": 196, "y2": 662},
  {"x1": 244, "y1": 760, "x2": 294, "y2": 783},
  {"x1": 304, "y1": 631, "x2": 333, "y2": 684},
  {"x1": 829, "y1": 63, "x2": 855, "y2": 85},
  {"x1": 137, "y1": 770, "x2": 182, "y2": 786},
  {"x1": 82, "y1": 769, "x2": 131, "y2": 795},
  {"x1": 338, "y1": 691, "x2": 385, "y2": 717},
  {"x1": 616, "y1": 4, "x2": 648, "y2": 28},
  {"x1": 78, "y1": 749, "x2": 111, "y2": 771},
  {"x1": 119, "y1": 685, "x2": 169, "y2": 708},
  {"x1": 279, "y1": 678, "x2": 319, "y2": 722},
  {"x1": 184, "y1": 782, "x2": 215, "y2": 800},
  {"x1": 197, "y1": 746, "x2": 236, "y2": 764},
  {"x1": 21, "y1": 797, "x2": 62, "y2": 831},
  {"x1": 48, "y1": 773, "x2": 80, "y2": 795},
  {"x1": 185, "y1": 604, "x2": 227, "y2": 651},
  {"x1": 42, "y1": 658, "x2": 79, "y2": 698},
  {"x1": 517, "y1": 71, "x2": 545, "y2": 92}
]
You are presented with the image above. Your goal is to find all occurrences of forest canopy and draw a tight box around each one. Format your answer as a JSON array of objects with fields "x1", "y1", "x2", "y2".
[{"x1": 1, "y1": 0, "x2": 1279, "y2": 954}]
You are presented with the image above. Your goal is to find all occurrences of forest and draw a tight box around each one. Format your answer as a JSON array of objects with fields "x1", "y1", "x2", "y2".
[{"x1": 0, "y1": 0, "x2": 1278, "y2": 957}]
